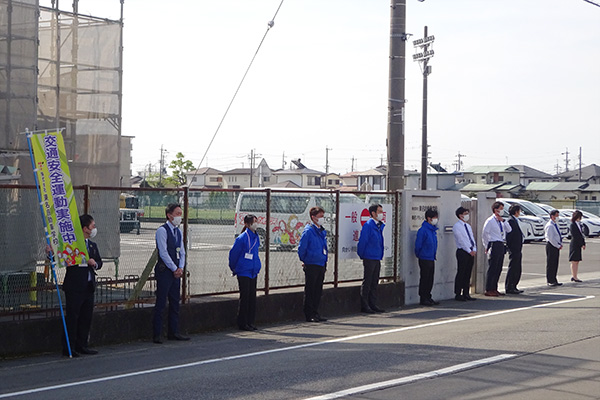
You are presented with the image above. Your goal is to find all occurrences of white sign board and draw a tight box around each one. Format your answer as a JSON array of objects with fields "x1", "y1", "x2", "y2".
[
  {"x1": 338, "y1": 203, "x2": 393, "y2": 260},
  {"x1": 410, "y1": 196, "x2": 440, "y2": 231}
]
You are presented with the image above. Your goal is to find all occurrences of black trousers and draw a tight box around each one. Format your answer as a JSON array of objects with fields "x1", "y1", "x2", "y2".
[
  {"x1": 304, "y1": 264, "x2": 326, "y2": 319},
  {"x1": 361, "y1": 259, "x2": 381, "y2": 310},
  {"x1": 454, "y1": 249, "x2": 474, "y2": 296},
  {"x1": 237, "y1": 276, "x2": 257, "y2": 328},
  {"x1": 153, "y1": 267, "x2": 181, "y2": 338},
  {"x1": 486, "y1": 242, "x2": 505, "y2": 291},
  {"x1": 505, "y1": 247, "x2": 522, "y2": 290},
  {"x1": 418, "y1": 259, "x2": 435, "y2": 301},
  {"x1": 62, "y1": 283, "x2": 95, "y2": 353},
  {"x1": 546, "y1": 243, "x2": 561, "y2": 284}
]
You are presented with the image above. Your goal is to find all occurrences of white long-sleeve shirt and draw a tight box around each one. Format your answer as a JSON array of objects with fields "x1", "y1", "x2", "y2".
[
  {"x1": 544, "y1": 220, "x2": 562, "y2": 249},
  {"x1": 482, "y1": 214, "x2": 512, "y2": 250},
  {"x1": 453, "y1": 220, "x2": 477, "y2": 253}
]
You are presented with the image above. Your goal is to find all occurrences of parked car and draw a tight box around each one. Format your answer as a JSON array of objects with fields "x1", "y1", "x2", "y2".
[
  {"x1": 536, "y1": 203, "x2": 573, "y2": 237},
  {"x1": 501, "y1": 199, "x2": 569, "y2": 236},
  {"x1": 496, "y1": 199, "x2": 545, "y2": 242},
  {"x1": 558, "y1": 209, "x2": 600, "y2": 238}
]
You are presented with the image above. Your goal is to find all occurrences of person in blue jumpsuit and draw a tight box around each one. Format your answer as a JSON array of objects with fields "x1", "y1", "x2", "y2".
[
  {"x1": 414, "y1": 208, "x2": 439, "y2": 306},
  {"x1": 229, "y1": 214, "x2": 261, "y2": 331}
]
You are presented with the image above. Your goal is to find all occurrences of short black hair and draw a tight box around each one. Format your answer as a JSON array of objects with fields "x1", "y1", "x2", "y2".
[
  {"x1": 492, "y1": 201, "x2": 504, "y2": 212},
  {"x1": 369, "y1": 204, "x2": 382, "y2": 216},
  {"x1": 79, "y1": 214, "x2": 94, "y2": 230},
  {"x1": 309, "y1": 206, "x2": 325, "y2": 217},
  {"x1": 165, "y1": 203, "x2": 181, "y2": 218},
  {"x1": 425, "y1": 208, "x2": 438, "y2": 220},
  {"x1": 455, "y1": 206, "x2": 469, "y2": 218},
  {"x1": 549, "y1": 209, "x2": 560, "y2": 217},
  {"x1": 509, "y1": 204, "x2": 521, "y2": 216}
]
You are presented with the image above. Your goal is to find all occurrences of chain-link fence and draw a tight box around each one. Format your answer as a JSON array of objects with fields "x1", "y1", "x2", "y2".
[{"x1": 0, "y1": 185, "x2": 401, "y2": 318}]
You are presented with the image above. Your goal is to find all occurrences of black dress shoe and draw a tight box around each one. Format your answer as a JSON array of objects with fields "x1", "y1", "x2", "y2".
[
  {"x1": 247, "y1": 324, "x2": 258, "y2": 330},
  {"x1": 153, "y1": 336, "x2": 163, "y2": 344},
  {"x1": 76, "y1": 347, "x2": 98, "y2": 355},
  {"x1": 62, "y1": 350, "x2": 80, "y2": 358},
  {"x1": 430, "y1": 299, "x2": 440, "y2": 305},
  {"x1": 361, "y1": 308, "x2": 376, "y2": 314},
  {"x1": 505, "y1": 289, "x2": 521, "y2": 295},
  {"x1": 371, "y1": 306, "x2": 386, "y2": 313},
  {"x1": 455, "y1": 294, "x2": 466, "y2": 301},
  {"x1": 315, "y1": 315, "x2": 328, "y2": 322},
  {"x1": 239, "y1": 325, "x2": 254, "y2": 331},
  {"x1": 571, "y1": 277, "x2": 582, "y2": 283},
  {"x1": 548, "y1": 282, "x2": 563, "y2": 287},
  {"x1": 464, "y1": 295, "x2": 477, "y2": 301},
  {"x1": 420, "y1": 299, "x2": 434, "y2": 306},
  {"x1": 306, "y1": 317, "x2": 319, "y2": 322},
  {"x1": 168, "y1": 333, "x2": 190, "y2": 341}
]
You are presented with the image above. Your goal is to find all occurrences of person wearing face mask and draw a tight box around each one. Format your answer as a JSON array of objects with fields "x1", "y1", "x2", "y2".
[
  {"x1": 545, "y1": 209, "x2": 563, "y2": 287},
  {"x1": 152, "y1": 203, "x2": 189, "y2": 344},
  {"x1": 505, "y1": 204, "x2": 524, "y2": 294},
  {"x1": 414, "y1": 208, "x2": 440, "y2": 306},
  {"x1": 61, "y1": 214, "x2": 103, "y2": 357},
  {"x1": 452, "y1": 207, "x2": 477, "y2": 301},
  {"x1": 568, "y1": 210, "x2": 586, "y2": 283},
  {"x1": 229, "y1": 214, "x2": 261, "y2": 331},
  {"x1": 357, "y1": 204, "x2": 386, "y2": 313},
  {"x1": 482, "y1": 201, "x2": 512, "y2": 296},
  {"x1": 298, "y1": 206, "x2": 328, "y2": 322}
]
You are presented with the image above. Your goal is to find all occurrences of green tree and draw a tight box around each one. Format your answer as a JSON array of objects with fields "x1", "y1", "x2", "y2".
[{"x1": 165, "y1": 152, "x2": 195, "y2": 187}]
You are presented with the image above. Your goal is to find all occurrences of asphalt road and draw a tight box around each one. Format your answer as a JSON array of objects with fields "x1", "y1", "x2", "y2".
[{"x1": 1, "y1": 279, "x2": 598, "y2": 399}]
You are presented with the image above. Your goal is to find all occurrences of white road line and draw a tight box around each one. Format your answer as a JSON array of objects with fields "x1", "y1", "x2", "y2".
[
  {"x1": 303, "y1": 354, "x2": 517, "y2": 400},
  {"x1": 0, "y1": 295, "x2": 594, "y2": 399},
  {"x1": 540, "y1": 292, "x2": 584, "y2": 297}
]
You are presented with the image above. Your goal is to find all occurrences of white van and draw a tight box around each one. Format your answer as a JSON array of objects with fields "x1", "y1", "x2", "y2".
[{"x1": 235, "y1": 190, "x2": 363, "y2": 251}]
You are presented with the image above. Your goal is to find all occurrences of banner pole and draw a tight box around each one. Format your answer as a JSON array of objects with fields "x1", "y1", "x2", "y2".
[{"x1": 25, "y1": 128, "x2": 73, "y2": 358}]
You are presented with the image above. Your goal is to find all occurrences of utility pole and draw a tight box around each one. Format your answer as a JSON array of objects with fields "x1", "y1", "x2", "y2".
[
  {"x1": 386, "y1": 0, "x2": 407, "y2": 191},
  {"x1": 324, "y1": 146, "x2": 332, "y2": 188},
  {"x1": 578, "y1": 147, "x2": 582, "y2": 181},
  {"x1": 455, "y1": 151, "x2": 466, "y2": 172},
  {"x1": 351, "y1": 156, "x2": 355, "y2": 172},
  {"x1": 413, "y1": 26, "x2": 435, "y2": 190},
  {"x1": 555, "y1": 160, "x2": 561, "y2": 175},
  {"x1": 282, "y1": 151, "x2": 286, "y2": 169},
  {"x1": 248, "y1": 149, "x2": 260, "y2": 187},
  {"x1": 159, "y1": 145, "x2": 167, "y2": 185},
  {"x1": 561, "y1": 148, "x2": 570, "y2": 172}
]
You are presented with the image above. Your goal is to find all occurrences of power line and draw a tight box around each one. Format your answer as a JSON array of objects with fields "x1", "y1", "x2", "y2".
[{"x1": 188, "y1": 0, "x2": 286, "y2": 184}]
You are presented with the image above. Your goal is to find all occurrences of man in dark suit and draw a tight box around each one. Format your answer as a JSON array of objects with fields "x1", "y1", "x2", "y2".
[
  {"x1": 505, "y1": 204, "x2": 524, "y2": 294},
  {"x1": 62, "y1": 214, "x2": 102, "y2": 357}
]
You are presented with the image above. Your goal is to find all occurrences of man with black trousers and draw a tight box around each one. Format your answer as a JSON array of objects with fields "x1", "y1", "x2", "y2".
[
  {"x1": 152, "y1": 203, "x2": 190, "y2": 343},
  {"x1": 505, "y1": 204, "x2": 524, "y2": 294},
  {"x1": 357, "y1": 204, "x2": 386, "y2": 313},
  {"x1": 452, "y1": 207, "x2": 477, "y2": 301},
  {"x1": 62, "y1": 214, "x2": 102, "y2": 357},
  {"x1": 545, "y1": 209, "x2": 563, "y2": 286},
  {"x1": 482, "y1": 201, "x2": 512, "y2": 297}
]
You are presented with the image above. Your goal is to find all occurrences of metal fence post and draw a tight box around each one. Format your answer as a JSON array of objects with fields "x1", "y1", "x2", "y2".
[
  {"x1": 83, "y1": 184, "x2": 90, "y2": 214},
  {"x1": 265, "y1": 188, "x2": 271, "y2": 295},
  {"x1": 182, "y1": 186, "x2": 189, "y2": 304},
  {"x1": 334, "y1": 190, "x2": 340, "y2": 288}
]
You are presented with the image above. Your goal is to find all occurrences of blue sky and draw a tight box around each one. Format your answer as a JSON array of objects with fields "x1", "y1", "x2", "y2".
[{"x1": 43, "y1": 0, "x2": 600, "y2": 175}]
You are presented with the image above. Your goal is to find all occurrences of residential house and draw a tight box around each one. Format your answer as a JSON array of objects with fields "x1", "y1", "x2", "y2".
[
  {"x1": 185, "y1": 167, "x2": 225, "y2": 189},
  {"x1": 405, "y1": 171, "x2": 459, "y2": 191},
  {"x1": 524, "y1": 182, "x2": 600, "y2": 203},
  {"x1": 356, "y1": 166, "x2": 387, "y2": 191},
  {"x1": 461, "y1": 165, "x2": 522, "y2": 185},
  {"x1": 340, "y1": 171, "x2": 359, "y2": 190},
  {"x1": 324, "y1": 173, "x2": 342, "y2": 189},
  {"x1": 555, "y1": 163, "x2": 600, "y2": 184},
  {"x1": 273, "y1": 167, "x2": 325, "y2": 188}
]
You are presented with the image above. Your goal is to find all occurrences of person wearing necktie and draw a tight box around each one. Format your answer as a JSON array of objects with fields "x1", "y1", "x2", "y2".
[
  {"x1": 61, "y1": 214, "x2": 102, "y2": 357},
  {"x1": 452, "y1": 207, "x2": 477, "y2": 301},
  {"x1": 152, "y1": 203, "x2": 190, "y2": 343},
  {"x1": 545, "y1": 209, "x2": 563, "y2": 286},
  {"x1": 505, "y1": 204, "x2": 525, "y2": 294},
  {"x1": 482, "y1": 201, "x2": 512, "y2": 297}
]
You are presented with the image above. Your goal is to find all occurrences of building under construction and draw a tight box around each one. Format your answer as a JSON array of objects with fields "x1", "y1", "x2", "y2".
[{"x1": 0, "y1": 0, "x2": 127, "y2": 186}]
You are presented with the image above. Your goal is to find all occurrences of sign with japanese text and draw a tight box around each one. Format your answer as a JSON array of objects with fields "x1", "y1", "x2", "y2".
[
  {"x1": 30, "y1": 131, "x2": 88, "y2": 267},
  {"x1": 338, "y1": 203, "x2": 393, "y2": 260},
  {"x1": 410, "y1": 196, "x2": 440, "y2": 231}
]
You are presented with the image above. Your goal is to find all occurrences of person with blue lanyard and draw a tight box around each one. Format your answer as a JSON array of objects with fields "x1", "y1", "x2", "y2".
[
  {"x1": 152, "y1": 203, "x2": 190, "y2": 344},
  {"x1": 229, "y1": 214, "x2": 261, "y2": 331},
  {"x1": 357, "y1": 204, "x2": 386, "y2": 313},
  {"x1": 545, "y1": 209, "x2": 564, "y2": 286},
  {"x1": 415, "y1": 208, "x2": 440, "y2": 306},
  {"x1": 482, "y1": 201, "x2": 512, "y2": 297},
  {"x1": 298, "y1": 206, "x2": 328, "y2": 322},
  {"x1": 452, "y1": 207, "x2": 477, "y2": 301}
]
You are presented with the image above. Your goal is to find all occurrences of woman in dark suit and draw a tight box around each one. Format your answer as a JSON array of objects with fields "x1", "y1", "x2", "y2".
[{"x1": 569, "y1": 210, "x2": 586, "y2": 283}]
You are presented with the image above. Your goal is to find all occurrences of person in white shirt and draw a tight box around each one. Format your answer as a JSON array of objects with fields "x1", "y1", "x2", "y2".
[
  {"x1": 481, "y1": 201, "x2": 512, "y2": 297},
  {"x1": 544, "y1": 209, "x2": 563, "y2": 286},
  {"x1": 452, "y1": 207, "x2": 477, "y2": 301}
]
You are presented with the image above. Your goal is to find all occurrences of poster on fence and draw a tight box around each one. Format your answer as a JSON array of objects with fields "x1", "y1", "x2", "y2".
[
  {"x1": 30, "y1": 131, "x2": 88, "y2": 268},
  {"x1": 338, "y1": 203, "x2": 393, "y2": 260}
]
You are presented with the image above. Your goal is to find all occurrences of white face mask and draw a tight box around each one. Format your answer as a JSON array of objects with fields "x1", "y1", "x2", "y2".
[
  {"x1": 462, "y1": 214, "x2": 470, "y2": 222},
  {"x1": 431, "y1": 218, "x2": 439, "y2": 225},
  {"x1": 171, "y1": 216, "x2": 182, "y2": 227},
  {"x1": 250, "y1": 223, "x2": 258, "y2": 231},
  {"x1": 89, "y1": 228, "x2": 97, "y2": 239},
  {"x1": 376, "y1": 213, "x2": 384, "y2": 221},
  {"x1": 316, "y1": 217, "x2": 325, "y2": 226}
]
